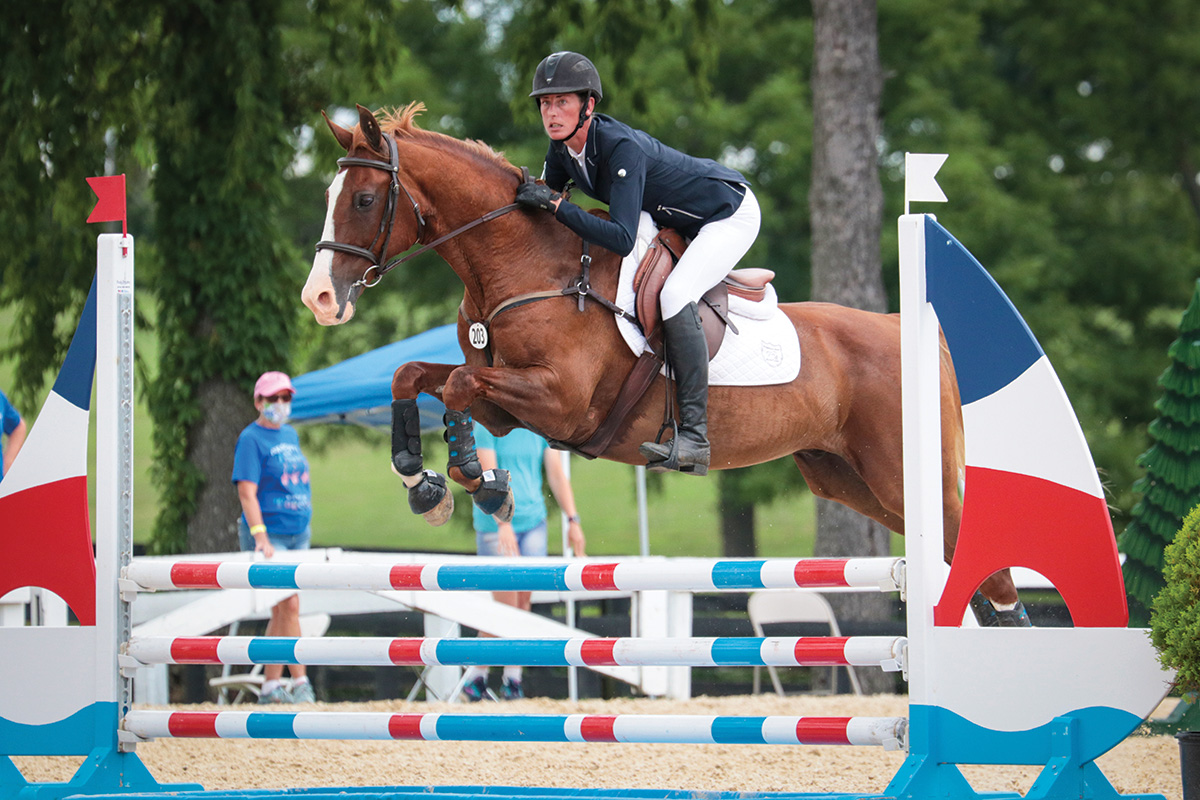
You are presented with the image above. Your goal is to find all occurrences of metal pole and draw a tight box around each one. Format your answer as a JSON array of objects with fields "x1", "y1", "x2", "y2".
[{"x1": 636, "y1": 465, "x2": 650, "y2": 556}]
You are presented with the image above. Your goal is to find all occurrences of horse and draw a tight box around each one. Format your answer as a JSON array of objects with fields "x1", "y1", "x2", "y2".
[{"x1": 301, "y1": 103, "x2": 1027, "y2": 624}]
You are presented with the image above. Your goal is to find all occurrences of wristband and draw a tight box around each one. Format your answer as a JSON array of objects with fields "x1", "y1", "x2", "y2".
[
  {"x1": 567, "y1": 515, "x2": 581, "y2": 524},
  {"x1": 250, "y1": 524, "x2": 267, "y2": 536}
]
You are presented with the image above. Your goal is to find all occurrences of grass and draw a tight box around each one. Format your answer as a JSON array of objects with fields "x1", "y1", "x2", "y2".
[
  {"x1": 306, "y1": 432, "x2": 819, "y2": 556},
  {"x1": 2, "y1": 305, "x2": 821, "y2": 558}
]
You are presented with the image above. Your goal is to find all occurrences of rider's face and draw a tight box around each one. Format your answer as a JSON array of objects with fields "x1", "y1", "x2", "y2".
[{"x1": 539, "y1": 93, "x2": 586, "y2": 140}]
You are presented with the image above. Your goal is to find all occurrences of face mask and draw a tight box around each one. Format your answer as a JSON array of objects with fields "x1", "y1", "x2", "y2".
[{"x1": 262, "y1": 400, "x2": 291, "y2": 425}]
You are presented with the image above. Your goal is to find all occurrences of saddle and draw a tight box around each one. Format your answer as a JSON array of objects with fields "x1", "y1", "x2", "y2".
[
  {"x1": 558, "y1": 228, "x2": 776, "y2": 459},
  {"x1": 631, "y1": 229, "x2": 775, "y2": 356}
]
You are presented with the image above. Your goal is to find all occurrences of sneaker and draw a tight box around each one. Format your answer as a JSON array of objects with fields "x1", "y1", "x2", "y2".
[
  {"x1": 258, "y1": 684, "x2": 293, "y2": 704},
  {"x1": 502, "y1": 678, "x2": 524, "y2": 701},
  {"x1": 461, "y1": 676, "x2": 489, "y2": 702},
  {"x1": 290, "y1": 681, "x2": 316, "y2": 704}
]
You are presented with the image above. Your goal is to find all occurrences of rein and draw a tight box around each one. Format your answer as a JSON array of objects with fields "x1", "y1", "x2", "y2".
[
  {"x1": 317, "y1": 138, "x2": 626, "y2": 352},
  {"x1": 314, "y1": 134, "x2": 520, "y2": 318}
]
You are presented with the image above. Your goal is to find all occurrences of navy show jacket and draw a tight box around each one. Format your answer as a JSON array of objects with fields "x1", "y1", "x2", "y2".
[{"x1": 543, "y1": 114, "x2": 749, "y2": 256}]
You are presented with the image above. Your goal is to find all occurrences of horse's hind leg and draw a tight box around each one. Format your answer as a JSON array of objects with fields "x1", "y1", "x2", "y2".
[
  {"x1": 391, "y1": 362, "x2": 459, "y2": 526},
  {"x1": 792, "y1": 450, "x2": 903, "y2": 533}
]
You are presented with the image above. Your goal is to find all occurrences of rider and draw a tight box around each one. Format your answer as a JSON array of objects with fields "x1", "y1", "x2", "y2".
[{"x1": 515, "y1": 51, "x2": 761, "y2": 476}]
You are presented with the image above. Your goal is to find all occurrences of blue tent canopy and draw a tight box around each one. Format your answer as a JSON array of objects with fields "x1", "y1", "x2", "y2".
[{"x1": 291, "y1": 324, "x2": 462, "y2": 432}]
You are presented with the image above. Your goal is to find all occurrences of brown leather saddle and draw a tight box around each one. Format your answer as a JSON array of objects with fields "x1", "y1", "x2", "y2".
[
  {"x1": 632, "y1": 229, "x2": 774, "y2": 357},
  {"x1": 561, "y1": 229, "x2": 775, "y2": 459}
]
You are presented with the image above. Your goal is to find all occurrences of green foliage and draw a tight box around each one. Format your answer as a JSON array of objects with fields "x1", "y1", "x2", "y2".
[
  {"x1": 1121, "y1": 281, "x2": 1200, "y2": 623},
  {"x1": 0, "y1": 1, "x2": 153, "y2": 408},
  {"x1": 4, "y1": 0, "x2": 1199, "y2": 556},
  {"x1": 1151, "y1": 504, "x2": 1200, "y2": 692}
]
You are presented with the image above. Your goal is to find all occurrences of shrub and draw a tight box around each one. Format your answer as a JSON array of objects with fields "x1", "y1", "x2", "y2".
[{"x1": 1151, "y1": 503, "x2": 1200, "y2": 693}]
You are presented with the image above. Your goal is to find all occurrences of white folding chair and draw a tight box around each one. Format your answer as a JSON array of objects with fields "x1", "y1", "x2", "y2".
[
  {"x1": 210, "y1": 612, "x2": 331, "y2": 704},
  {"x1": 748, "y1": 590, "x2": 862, "y2": 696}
]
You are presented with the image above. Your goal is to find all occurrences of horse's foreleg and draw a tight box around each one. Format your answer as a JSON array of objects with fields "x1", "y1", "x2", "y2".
[
  {"x1": 439, "y1": 363, "x2": 578, "y2": 524},
  {"x1": 440, "y1": 407, "x2": 515, "y2": 524},
  {"x1": 391, "y1": 362, "x2": 459, "y2": 526}
]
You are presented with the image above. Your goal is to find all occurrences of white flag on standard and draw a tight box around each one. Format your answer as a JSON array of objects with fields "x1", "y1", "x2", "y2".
[{"x1": 904, "y1": 153, "x2": 949, "y2": 214}]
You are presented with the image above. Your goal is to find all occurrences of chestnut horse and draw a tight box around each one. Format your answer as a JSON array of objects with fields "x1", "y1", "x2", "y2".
[{"x1": 301, "y1": 103, "x2": 1025, "y2": 622}]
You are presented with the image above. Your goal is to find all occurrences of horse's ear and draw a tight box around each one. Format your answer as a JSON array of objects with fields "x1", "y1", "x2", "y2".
[
  {"x1": 357, "y1": 104, "x2": 384, "y2": 154},
  {"x1": 323, "y1": 110, "x2": 353, "y2": 152}
]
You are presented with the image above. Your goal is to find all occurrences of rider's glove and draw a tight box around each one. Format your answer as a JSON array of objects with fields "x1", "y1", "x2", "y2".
[{"x1": 516, "y1": 180, "x2": 562, "y2": 213}]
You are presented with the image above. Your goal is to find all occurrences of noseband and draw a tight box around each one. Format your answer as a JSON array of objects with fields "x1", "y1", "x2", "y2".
[{"x1": 314, "y1": 134, "x2": 520, "y2": 319}]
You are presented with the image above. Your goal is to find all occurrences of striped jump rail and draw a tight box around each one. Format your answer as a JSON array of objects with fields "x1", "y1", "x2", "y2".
[
  {"x1": 124, "y1": 635, "x2": 907, "y2": 670},
  {"x1": 122, "y1": 557, "x2": 904, "y2": 594},
  {"x1": 122, "y1": 710, "x2": 907, "y2": 749}
]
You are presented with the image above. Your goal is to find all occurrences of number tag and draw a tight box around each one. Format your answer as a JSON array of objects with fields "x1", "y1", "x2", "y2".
[{"x1": 468, "y1": 322, "x2": 488, "y2": 350}]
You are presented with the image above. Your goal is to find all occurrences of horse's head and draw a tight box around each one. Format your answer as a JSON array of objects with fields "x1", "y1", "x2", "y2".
[{"x1": 302, "y1": 104, "x2": 426, "y2": 326}]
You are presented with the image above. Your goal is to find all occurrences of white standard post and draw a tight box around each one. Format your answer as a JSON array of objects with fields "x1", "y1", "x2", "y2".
[
  {"x1": 96, "y1": 233, "x2": 135, "y2": 749},
  {"x1": 897, "y1": 214, "x2": 943, "y2": 709},
  {"x1": 558, "y1": 450, "x2": 578, "y2": 702}
]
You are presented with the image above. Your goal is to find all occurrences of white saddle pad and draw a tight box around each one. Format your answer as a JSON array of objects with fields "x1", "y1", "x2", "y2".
[{"x1": 614, "y1": 213, "x2": 800, "y2": 387}]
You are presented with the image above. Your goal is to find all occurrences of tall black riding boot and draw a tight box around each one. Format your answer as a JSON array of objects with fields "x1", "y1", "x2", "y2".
[{"x1": 638, "y1": 302, "x2": 711, "y2": 475}]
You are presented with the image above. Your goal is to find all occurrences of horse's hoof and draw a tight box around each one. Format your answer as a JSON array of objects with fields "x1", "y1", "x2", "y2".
[
  {"x1": 490, "y1": 489, "x2": 515, "y2": 524},
  {"x1": 422, "y1": 491, "x2": 454, "y2": 527},
  {"x1": 408, "y1": 470, "x2": 453, "y2": 526},
  {"x1": 469, "y1": 468, "x2": 512, "y2": 520}
]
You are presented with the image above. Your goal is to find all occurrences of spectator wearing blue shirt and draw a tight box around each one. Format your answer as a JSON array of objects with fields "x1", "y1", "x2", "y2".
[
  {"x1": 232, "y1": 371, "x2": 315, "y2": 704},
  {"x1": 461, "y1": 427, "x2": 586, "y2": 701},
  {"x1": 0, "y1": 388, "x2": 26, "y2": 483}
]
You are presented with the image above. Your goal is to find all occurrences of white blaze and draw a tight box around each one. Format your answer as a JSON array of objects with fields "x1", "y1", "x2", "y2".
[{"x1": 302, "y1": 170, "x2": 351, "y2": 325}]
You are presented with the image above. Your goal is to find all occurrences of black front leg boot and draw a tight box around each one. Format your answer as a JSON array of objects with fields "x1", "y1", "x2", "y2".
[
  {"x1": 391, "y1": 398, "x2": 424, "y2": 477},
  {"x1": 638, "y1": 302, "x2": 711, "y2": 475},
  {"x1": 443, "y1": 409, "x2": 483, "y2": 483},
  {"x1": 393, "y1": 399, "x2": 453, "y2": 526},
  {"x1": 471, "y1": 468, "x2": 515, "y2": 524},
  {"x1": 443, "y1": 409, "x2": 515, "y2": 524}
]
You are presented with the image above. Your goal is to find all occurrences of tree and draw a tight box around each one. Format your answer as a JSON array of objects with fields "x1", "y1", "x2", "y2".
[
  {"x1": 0, "y1": 2, "x2": 152, "y2": 408},
  {"x1": 0, "y1": 0, "x2": 402, "y2": 553},
  {"x1": 1120, "y1": 280, "x2": 1200, "y2": 624},
  {"x1": 806, "y1": 0, "x2": 896, "y2": 692}
]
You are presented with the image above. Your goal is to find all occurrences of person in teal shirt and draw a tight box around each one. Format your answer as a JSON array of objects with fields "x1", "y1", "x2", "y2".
[{"x1": 464, "y1": 427, "x2": 586, "y2": 701}]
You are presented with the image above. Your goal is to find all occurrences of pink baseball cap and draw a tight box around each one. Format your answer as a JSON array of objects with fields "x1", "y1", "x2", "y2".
[{"x1": 254, "y1": 371, "x2": 296, "y2": 399}]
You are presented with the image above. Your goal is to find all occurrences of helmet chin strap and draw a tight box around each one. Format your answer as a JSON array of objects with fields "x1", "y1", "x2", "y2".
[{"x1": 551, "y1": 99, "x2": 594, "y2": 143}]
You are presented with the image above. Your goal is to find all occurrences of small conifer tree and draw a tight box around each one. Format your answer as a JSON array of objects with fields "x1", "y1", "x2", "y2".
[{"x1": 1120, "y1": 280, "x2": 1200, "y2": 625}]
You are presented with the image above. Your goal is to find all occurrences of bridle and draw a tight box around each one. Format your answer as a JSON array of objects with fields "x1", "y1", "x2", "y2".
[
  {"x1": 314, "y1": 133, "x2": 519, "y2": 319},
  {"x1": 314, "y1": 131, "x2": 622, "y2": 342}
]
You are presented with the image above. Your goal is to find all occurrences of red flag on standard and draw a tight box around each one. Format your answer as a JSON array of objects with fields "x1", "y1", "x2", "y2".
[{"x1": 86, "y1": 174, "x2": 127, "y2": 234}]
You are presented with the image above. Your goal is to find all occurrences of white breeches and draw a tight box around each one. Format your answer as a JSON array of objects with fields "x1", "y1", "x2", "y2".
[{"x1": 659, "y1": 187, "x2": 761, "y2": 319}]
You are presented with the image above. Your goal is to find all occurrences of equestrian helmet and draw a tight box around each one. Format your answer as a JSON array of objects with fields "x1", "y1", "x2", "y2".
[{"x1": 530, "y1": 52, "x2": 603, "y2": 102}]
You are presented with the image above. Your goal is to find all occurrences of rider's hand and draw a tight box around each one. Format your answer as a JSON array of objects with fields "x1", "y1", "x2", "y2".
[{"x1": 516, "y1": 181, "x2": 561, "y2": 213}]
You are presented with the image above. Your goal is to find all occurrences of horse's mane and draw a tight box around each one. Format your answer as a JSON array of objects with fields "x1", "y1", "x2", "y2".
[{"x1": 379, "y1": 103, "x2": 522, "y2": 180}]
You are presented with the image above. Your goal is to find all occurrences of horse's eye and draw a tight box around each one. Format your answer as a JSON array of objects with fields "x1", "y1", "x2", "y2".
[{"x1": 355, "y1": 193, "x2": 375, "y2": 210}]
